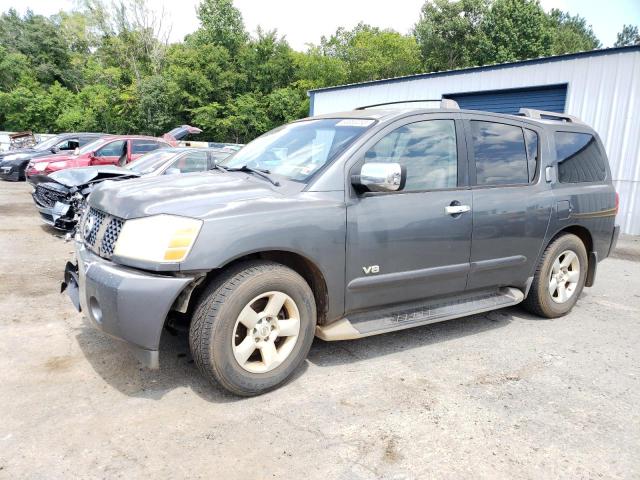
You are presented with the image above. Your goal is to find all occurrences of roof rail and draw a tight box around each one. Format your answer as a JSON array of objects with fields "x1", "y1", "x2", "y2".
[
  {"x1": 518, "y1": 108, "x2": 584, "y2": 124},
  {"x1": 356, "y1": 98, "x2": 460, "y2": 110}
]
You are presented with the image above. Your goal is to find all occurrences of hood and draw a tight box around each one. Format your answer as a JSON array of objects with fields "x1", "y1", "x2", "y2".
[
  {"x1": 0, "y1": 147, "x2": 35, "y2": 158},
  {"x1": 0, "y1": 148, "x2": 58, "y2": 162},
  {"x1": 31, "y1": 153, "x2": 77, "y2": 165},
  {"x1": 48, "y1": 165, "x2": 139, "y2": 187},
  {"x1": 90, "y1": 171, "x2": 282, "y2": 220}
]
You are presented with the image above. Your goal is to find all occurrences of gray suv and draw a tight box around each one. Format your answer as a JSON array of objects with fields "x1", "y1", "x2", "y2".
[{"x1": 63, "y1": 103, "x2": 620, "y2": 396}]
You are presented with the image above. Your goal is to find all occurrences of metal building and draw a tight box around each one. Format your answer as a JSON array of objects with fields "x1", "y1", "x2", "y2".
[{"x1": 308, "y1": 46, "x2": 640, "y2": 235}]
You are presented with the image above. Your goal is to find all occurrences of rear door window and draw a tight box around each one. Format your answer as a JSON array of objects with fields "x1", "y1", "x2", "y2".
[
  {"x1": 471, "y1": 121, "x2": 528, "y2": 186},
  {"x1": 132, "y1": 140, "x2": 162, "y2": 154},
  {"x1": 166, "y1": 151, "x2": 209, "y2": 174},
  {"x1": 555, "y1": 132, "x2": 606, "y2": 183}
]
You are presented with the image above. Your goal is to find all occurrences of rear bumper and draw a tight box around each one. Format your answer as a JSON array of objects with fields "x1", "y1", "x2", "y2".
[{"x1": 63, "y1": 241, "x2": 194, "y2": 368}]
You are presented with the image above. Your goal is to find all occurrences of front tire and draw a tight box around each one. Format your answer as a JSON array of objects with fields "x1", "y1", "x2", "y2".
[
  {"x1": 523, "y1": 233, "x2": 588, "y2": 318},
  {"x1": 189, "y1": 260, "x2": 316, "y2": 396}
]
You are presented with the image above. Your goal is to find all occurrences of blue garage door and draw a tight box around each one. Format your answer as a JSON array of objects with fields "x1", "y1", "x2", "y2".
[{"x1": 444, "y1": 85, "x2": 567, "y2": 114}]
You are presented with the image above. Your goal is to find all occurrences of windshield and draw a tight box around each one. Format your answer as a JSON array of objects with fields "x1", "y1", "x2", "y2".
[
  {"x1": 126, "y1": 150, "x2": 177, "y2": 174},
  {"x1": 77, "y1": 138, "x2": 106, "y2": 155},
  {"x1": 219, "y1": 118, "x2": 374, "y2": 182},
  {"x1": 34, "y1": 135, "x2": 62, "y2": 151}
]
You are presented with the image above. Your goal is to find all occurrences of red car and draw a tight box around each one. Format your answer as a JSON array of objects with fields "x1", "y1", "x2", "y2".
[{"x1": 26, "y1": 125, "x2": 202, "y2": 184}]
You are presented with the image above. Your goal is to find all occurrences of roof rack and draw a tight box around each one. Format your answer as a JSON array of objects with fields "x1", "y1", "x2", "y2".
[
  {"x1": 518, "y1": 108, "x2": 584, "y2": 124},
  {"x1": 356, "y1": 98, "x2": 460, "y2": 110}
]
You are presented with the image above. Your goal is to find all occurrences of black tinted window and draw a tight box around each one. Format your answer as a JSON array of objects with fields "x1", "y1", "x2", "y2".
[
  {"x1": 524, "y1": 129, "x2": 539, "y2": 182},
  {"x1": 132, "y1": 140, "x2": 161, "y2": 154},
  {"x1": 365, "y1": 120, "x2": 457, "y2": 191},
  {"x1": 555, "y1": 132, "x2": 606, "y2": 183},
  {"x1": 471, "y1": 121, "x2": 528, "y2": 185}
]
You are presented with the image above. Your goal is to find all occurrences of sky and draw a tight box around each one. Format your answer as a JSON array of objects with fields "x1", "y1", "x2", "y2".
[{"x1": 1, "y1": 0, "x2": 639, "y2": 50}]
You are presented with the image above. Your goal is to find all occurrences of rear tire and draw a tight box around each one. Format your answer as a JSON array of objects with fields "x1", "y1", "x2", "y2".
[
  {"x1": 523, "y1": 233, "x2": 588, "y2": 318},
  {"x1": 189, "y1": 260, "x2": 316, "y2": 396}
]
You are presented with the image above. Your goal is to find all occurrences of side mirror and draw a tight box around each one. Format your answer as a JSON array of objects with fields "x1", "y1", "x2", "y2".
[
  {"x1": 164, "y1": 167, "x2": 181, "y2": 175},
  {"x1": 73, "y1": 147, "x2": 80, "y2": 155},
  {"x1": 352, "y1": 162, "x2": 405, "y2": 192},
  {"x1": 50, "y1": 146, "x2": 59, "y2": 153}
]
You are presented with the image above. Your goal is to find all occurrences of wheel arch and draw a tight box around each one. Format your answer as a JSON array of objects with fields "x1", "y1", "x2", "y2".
[
  {"x1": 195, "y1": 249, "x2": 330, "y2": 325},
  {"x1": 541, "y1": 224, "x2": 595, "y2": 285}
]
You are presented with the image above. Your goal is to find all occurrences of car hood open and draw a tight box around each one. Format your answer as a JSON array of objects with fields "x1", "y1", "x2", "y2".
[
  {"x1": 89, "y1": 171, "x2": 284, "y2": 220},
  {"x1": 49, "y1": 165, "x2": 140, "y2": 188}
]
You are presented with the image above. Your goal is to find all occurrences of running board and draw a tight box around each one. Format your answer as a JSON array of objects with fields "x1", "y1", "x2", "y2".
[{"x1": 316, "y1": 287, "x2": 524, "y2": 341}]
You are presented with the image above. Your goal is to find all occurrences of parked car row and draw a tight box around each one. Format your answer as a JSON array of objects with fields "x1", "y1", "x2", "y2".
[{"x1": 6, "y1": 104, "x2": 620, "y2": 397}]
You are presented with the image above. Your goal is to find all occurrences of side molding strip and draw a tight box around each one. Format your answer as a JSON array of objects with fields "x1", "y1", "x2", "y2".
[{"x1": 347, "y1": 262, "x2": 470, "y2": 291}]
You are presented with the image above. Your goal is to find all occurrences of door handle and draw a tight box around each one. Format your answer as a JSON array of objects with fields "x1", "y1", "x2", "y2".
[{"x1": 445, "y1": 204, "x2": 471, "y2": 215}]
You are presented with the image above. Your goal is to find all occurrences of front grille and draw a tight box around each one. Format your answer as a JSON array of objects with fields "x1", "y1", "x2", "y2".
[
  {"x1": 34, "y1": 184, "x2": 67, "y2": 208},
  {"x1": 100, "y1": 217, "x2": 124, "y2": 257},
  {"x1": 83, "y1": 208, "x2": 124, "y2": 259},
  {"x1": 84, "y1": 208, "x2": 105, "y2": 247}
]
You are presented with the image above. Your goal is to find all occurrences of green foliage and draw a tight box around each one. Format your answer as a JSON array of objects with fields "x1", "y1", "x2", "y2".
[
  {"x1": 477, "y1": 0, "x2": 552, "y2": 64},
  {"x1": 414, "y1": 0, "x2": 488, "y2": 71},
  {"x1": 615, "y1": 25, "x2": 640, "y2": 47},
  {"x1": 0, "y1": 0, "x2": 607, "y2": 143},
  {"x1": 196, "y1": 0, "x2": 248, "y2": 54},
  {"x1": 321, "y1": 23, "x2": 422, "y2": 82},
  {"x1": 548, "y1": 9, "x2": 600, "y2": 54}
]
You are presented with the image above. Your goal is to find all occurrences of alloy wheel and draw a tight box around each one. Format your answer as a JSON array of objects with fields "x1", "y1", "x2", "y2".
[
  {"x1": 232, "y1": 291, "x2": 301, "y2": 373},
  {"x1": 548, "y1": 250, "x2": 580, "y2": 303}
]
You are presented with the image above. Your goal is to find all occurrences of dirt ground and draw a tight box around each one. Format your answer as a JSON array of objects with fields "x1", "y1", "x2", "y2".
[{"x1": 0, "y1": 181, "x2": 638, "y2": 479}]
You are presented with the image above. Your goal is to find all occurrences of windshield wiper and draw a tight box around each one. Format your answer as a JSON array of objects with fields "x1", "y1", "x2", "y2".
[{"x1": 226, "y1": 165, "x2": 280, "y2": 186}]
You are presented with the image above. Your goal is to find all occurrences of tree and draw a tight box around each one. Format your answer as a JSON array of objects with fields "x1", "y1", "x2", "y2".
[
  {"x1": 615, "y1": 25, "x2": 640, "y2": 47},
  {"x1": 548, "y1": 9, "x2": 600, "y2": 55},
  {"x1": 239, "y1": 28, "x2": 297, "y2": 93},
  {"x1": 195, "y1": 0, "x2": 248, "y2": 54},
  {"x1": 293, "y1": 47, "x2": 348, "y2": 90},
  {"x1": 477, "y1": 0, "x2": 552, "y2": 64},
  {"x1": 0, "y1": 9, "x2": 72, "y2": 86},
  {"x1": 414, "y1": 0, "x2": 488, "y2": 72},
  {"x1": 321, "y1": 23, "x2": 422, "y2": 83}
]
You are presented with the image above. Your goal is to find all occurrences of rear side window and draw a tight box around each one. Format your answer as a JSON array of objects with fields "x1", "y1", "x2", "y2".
[
  {"x1": 364, "y1": 119, "x2": 458, "y2": 191},
  {"x1": 555, "y1": 132, "x2": 606, "y2": 183},
  {"x1": 524, "y1": 129, "x2": 539, "y2": 182},
  {"x1": 132, "y1": 140, "x2": 161, "y2": 154},
  {"x1": 471, "y1": 121, "x2": 528, "y2": 185}
]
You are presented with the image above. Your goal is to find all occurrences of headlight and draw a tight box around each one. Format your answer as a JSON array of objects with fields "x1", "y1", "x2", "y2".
[
  {"x1": 33, "y1": 162, "x2": 49, "y2": 172},
  {"x1": 113, "y1": 215, "x2": 203, "y2": 263}
]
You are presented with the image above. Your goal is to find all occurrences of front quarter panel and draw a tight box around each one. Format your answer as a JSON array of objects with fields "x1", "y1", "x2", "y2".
[{"x1": 181, "y1": 191, "x2": 347, "y2": 321}]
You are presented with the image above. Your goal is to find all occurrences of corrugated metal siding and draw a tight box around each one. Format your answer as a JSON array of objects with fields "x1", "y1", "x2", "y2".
[
  {"x1": 445, "y1": 85, "x2": 567, "y2": 114},
  {"x1": 311, "y1": 49, "x2": 640, "y2": 235}
]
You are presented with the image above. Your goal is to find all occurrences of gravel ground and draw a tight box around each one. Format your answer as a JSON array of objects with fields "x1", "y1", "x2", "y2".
[{"x1": 0, "y1": 181, "x2": 638, "y2": 479}]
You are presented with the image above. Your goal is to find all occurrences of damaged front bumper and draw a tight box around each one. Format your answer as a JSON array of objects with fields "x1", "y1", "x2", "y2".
[
  {"x1": 62, "y1": 241, "x2": 194, "y2": 368},
  {"x1": 33, "y1": 200, "x2": 75, "y2": 230}
]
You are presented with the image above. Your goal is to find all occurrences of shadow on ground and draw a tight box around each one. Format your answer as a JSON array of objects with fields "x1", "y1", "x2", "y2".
[{"x1": 75, "y1": 305, "x2": 543, "y2": 402}]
